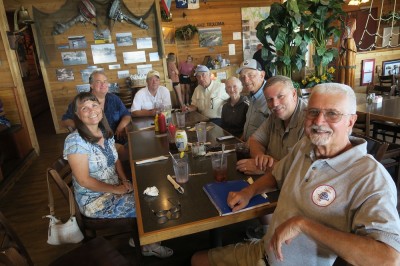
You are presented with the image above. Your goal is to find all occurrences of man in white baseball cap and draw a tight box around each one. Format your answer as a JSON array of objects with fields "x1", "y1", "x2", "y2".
[
  {"x1": 185, "y1": 65, "x2": 229, "y2": 126},
  {"x1": 237, "y1": 59, "x2": 270, "y2": 141},
  {"x1": 131, "y1": 70, "x2": 171, "y2": 117}
]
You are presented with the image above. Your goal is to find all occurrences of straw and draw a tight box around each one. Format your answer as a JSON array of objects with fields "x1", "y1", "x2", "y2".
[
  {"x1": 220, "y1": 144, "x2": 225, "y2": 168},
  {"x1": 169, "y1": 151, "x2": 178, "y2": 164}
]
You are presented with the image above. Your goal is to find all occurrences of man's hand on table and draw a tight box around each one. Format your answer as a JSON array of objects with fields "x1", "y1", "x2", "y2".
[
  {"x1": 236, "y1": 158, "x2": 265, "y2": 175},
  {"x1": 227, "y1": 188, "x2": 253, "y2": 212}
]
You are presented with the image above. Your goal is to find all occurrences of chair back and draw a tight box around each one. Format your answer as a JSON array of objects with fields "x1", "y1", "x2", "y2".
[
  {"x1": 115, "y1": 90, "x2": 133, "y2": 109},
  {"x1": 352, "y1": 133, "x2": 389, "y2": 161},
  {"x1": 378, "y1": 75, "x2": 395, "y2": 86},
  {"x1": 47, "y1": 157, "x2": 85, "y2": 235},
  {"x1": 371, "y1": 85, "x2": 395, "y2": 96},
  {"x1": 0, "y1": 211, "x2": 34, "y2": 266}
]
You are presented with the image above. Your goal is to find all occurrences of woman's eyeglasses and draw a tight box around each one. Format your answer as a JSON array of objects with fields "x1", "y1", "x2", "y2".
[{"x1": 151, "y1": 198, "x2": 181, "y2": 224}]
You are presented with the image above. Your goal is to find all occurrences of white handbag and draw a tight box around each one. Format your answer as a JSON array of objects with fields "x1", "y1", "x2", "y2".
[{"x1": 45, "y1": 171, "x2": 84, "y2": 245}]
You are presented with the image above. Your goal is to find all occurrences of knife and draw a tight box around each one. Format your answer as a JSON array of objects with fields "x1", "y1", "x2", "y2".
[{"x1": 167, "y1": 175, "x2": 185, "y2": 194}]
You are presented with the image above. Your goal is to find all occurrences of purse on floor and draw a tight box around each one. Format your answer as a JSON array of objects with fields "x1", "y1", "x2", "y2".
[{"x1": 45, "y1": 171, "x2": 84, "y2": 245}]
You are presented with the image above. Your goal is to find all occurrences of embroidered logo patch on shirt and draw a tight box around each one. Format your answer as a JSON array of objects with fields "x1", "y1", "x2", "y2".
[{"x1": 312, "y1": 185, "x2": 336, "y2": 207}]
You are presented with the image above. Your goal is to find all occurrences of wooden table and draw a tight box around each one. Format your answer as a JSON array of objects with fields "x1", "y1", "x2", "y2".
[
  {"x1": 356, "y1": 94, "x2": 400, "y2": 133},
  {"x1": 128, "y1": 119, "x2": 278, "y2": 245}
]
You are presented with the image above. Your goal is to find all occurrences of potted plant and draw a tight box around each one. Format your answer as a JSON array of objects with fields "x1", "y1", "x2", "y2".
[
  {"x1": 256, "y1": 1, "x2": 308, "y2": 79},
  {"x1": 256, "y1": 0, "x2": 344, "y2": 81},
  {"x1": 302, "y1": 0, "x2": 345, "y2": 78}
]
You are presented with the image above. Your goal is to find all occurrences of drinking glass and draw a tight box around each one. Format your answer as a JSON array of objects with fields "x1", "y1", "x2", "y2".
[
  {"x1": 172, "y1": 154, "x2": 189, "y2": 183},
  {"x1": 235, "y1": 142, "x2": 251, "y2": 161},
  {"x1": 211, "y1": 153, "x2": 227, "y2": 182},
  {"x1": 195, "y1": 122, "x2": 207, "y2": 143},
  {"x1": 175, "y1": 112, "x2": 186, "y2": 129}
]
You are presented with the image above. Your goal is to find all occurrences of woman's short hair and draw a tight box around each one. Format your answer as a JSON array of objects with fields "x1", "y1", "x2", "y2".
[{"x1": 72, "y1": 92, "x2": 113, "y2": 143}]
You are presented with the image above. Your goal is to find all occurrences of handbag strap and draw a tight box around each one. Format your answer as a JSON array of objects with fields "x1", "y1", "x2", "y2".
[{"x1": 46, "y1": 169, "x2": 76, "y2": 217}]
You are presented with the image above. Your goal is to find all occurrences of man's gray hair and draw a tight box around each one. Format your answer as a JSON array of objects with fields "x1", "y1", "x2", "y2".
[
  {"x1": 89, "y1": 70, "x2": 107, "y2": 84},
  {"x1": 225, "y1": 76, "x2": 243, "y2": 89},
  {"x1": 264, "y1": 75, "x2": 295, "y2": 92},
  {"x1": 311, "y1": 83, "x2": 357, "y2": 114}
]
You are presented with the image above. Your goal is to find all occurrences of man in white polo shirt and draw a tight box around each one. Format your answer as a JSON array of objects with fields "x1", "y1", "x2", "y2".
[
  {"x1": 131, "y1": 70, "x2": 171, "y2": 117},
  {"x1": 186, "y1": 65, "x2": 229, "y2": 126}
]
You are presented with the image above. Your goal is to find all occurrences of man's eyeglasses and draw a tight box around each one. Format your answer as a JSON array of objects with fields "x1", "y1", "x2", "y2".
[
  {"x1": 304, "y1": 109, "x2": 353, "y2": 123},
  {"x1": 94, "y1": 80, "x2": 109, "y2": 86},
  {"x1": 151, "y1": 198, "x2": 181, "y2": 224}
]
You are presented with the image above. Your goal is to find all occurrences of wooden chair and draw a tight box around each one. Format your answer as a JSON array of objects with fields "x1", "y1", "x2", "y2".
[
  {"x1": 369, "y1": 85, "x2": 396, "y2": 96},
  {"x1": 115, "y1": 91, "x2": 133, "y2": 109},
  {"x1": 47, "y1": 157, "x2": 142, "y2": 263},
  {"x1": 378, "y1": 74, "x2": 395, "y2": 87},
  {"x1": 0, "y1": 211, "x2": 33, "y2": 266},
  {"x1": 352, "y1": 133, "x2": 389, "y2": 161}
]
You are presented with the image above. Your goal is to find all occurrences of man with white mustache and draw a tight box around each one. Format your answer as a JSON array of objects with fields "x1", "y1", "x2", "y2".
[
  {"x1": 192, "y1": 83, "x2": 400, "y2": 266},
  {"x1": 236, "y1": 75, "x2": 306, "y2": 176}
]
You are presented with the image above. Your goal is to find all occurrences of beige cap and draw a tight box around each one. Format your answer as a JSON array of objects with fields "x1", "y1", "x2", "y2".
[{"x1": 147, "y1": 70, "x2": 160, "y2": 79}]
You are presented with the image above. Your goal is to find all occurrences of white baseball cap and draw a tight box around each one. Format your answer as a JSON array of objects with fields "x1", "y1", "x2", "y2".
[
  {"x1": 194, "y1": 65, "x2": 210, "y2": 76},
  {"x1": 236, "y1": 59, "x2": 262, "y2": 74},
  {"x1": 147, "y1": 70, "x2": 160, "y2": 79}
]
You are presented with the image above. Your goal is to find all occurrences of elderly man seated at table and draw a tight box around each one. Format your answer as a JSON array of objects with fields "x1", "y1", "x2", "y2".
[
  {"x1": 237, "y1": 59, "x2": 270, "y2": 141},
  {"x1": 131, "y1": 70, "x2": 172, "y2": 117},
  {"x1": 185, "y1": 65, "x2": 229, "y2": 126},
  {"x1": 192, "y1": 83, "x2": 400, "y2": 266}
]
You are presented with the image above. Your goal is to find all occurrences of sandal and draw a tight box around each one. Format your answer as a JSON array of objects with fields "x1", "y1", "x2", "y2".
[{"x1": 142, "y1": 244, "x2": 173, "y2": 258}]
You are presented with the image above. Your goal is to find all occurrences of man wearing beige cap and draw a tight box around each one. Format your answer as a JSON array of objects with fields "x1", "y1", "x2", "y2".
[
  {"x1": 131, "y1": 70, "x2": 172, "y2": 117},
  {"x1": 186, "y1": 65, "x2": 229, "y2": 126},
  {"x1": 238, "y1": 59, "x2": 270, "y2": 141}
]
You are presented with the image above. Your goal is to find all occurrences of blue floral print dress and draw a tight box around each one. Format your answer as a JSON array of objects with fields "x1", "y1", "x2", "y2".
[{"x1": 63, "y1": 131, "x2": 136, "y2": 218}]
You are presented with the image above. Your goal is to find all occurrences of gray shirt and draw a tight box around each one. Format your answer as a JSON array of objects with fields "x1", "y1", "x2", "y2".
[
  {"x1": 242, "y1": 81, "x2": 270, "y2": 141},
  {"x1": 252, "y1": 97, "x2": 306, "y2": 160},
  {"x1": 265, "y1": 136, "x2": 400, "y2": 265}
]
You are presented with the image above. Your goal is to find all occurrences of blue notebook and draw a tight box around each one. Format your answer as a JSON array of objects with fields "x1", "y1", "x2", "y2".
[{"x1": 203, "y1": 180, "x2": 270, "y2": 216}]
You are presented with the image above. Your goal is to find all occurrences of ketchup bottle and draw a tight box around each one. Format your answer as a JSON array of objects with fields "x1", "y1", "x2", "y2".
[
  {"x1": 158, "y1": 112, "x2": 167, "y2": 134},
  {"x1": 154, "y1": 112, "x2": 159, "y2": 133}
]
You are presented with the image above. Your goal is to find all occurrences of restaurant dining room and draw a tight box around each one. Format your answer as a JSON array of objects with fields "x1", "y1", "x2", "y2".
[{"x1": 0, "y1": 0, "x2": 400, "y2": 265}]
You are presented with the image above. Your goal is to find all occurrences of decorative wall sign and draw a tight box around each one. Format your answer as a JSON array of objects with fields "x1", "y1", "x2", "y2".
[
  {"x1": 198, "y1": 27, "x2": 222, "y2": 47},
  {"x1": 136, "y1": 37, "x2": 153, "y2": 49},
  {"x1": 123, "y1": 51, "x2": 146, "y2": 64},
  {"x1": 56, "y1": 68, "x2": 74, "y2": 81},
  {"x1": 361, "y1": 59, "x2": 375, "y2": 85},
  {"x1": 68, "y1": 36, "x2": 87, "y2": 49},
  {"x1": 91, "y1": 44, "x2": 117, "y2": 64},
  {"x1": 116, "y1": 32, "x2": 133, "y2": 46},
  {"x1": 61, "y1": 51, "x2": 88, "y2": 66},
  {"x1": 241, "y1": 7, "x2": 270, "y2": 61},
  {"x1": 382, "y1": 59, "x2": 400, "y2": 75}
]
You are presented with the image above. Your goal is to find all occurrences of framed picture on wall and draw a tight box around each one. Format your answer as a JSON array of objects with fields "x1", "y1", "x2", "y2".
[
  {"x1": 382, "y1": 59, "x2": 400, "y2": 76},
  {"x1": 361, "y1": 59, "x2": 375, "y2": 86}
]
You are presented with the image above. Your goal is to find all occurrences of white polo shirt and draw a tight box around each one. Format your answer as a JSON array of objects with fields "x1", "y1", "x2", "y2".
[
  {"x1": 191, "y1": 80, "x2": 229, "y2": 119},
  {"x1": 131, "y1": 86, "x2": 171, "y2": 111}
]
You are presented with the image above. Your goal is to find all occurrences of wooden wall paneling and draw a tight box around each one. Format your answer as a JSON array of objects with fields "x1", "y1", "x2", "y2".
[
  {"x1": 0, "y1": 1, "x2": 37, "y2": 153},
  {"x1": 168, "y1": 0, "x2": 278, "y2": 67}
]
